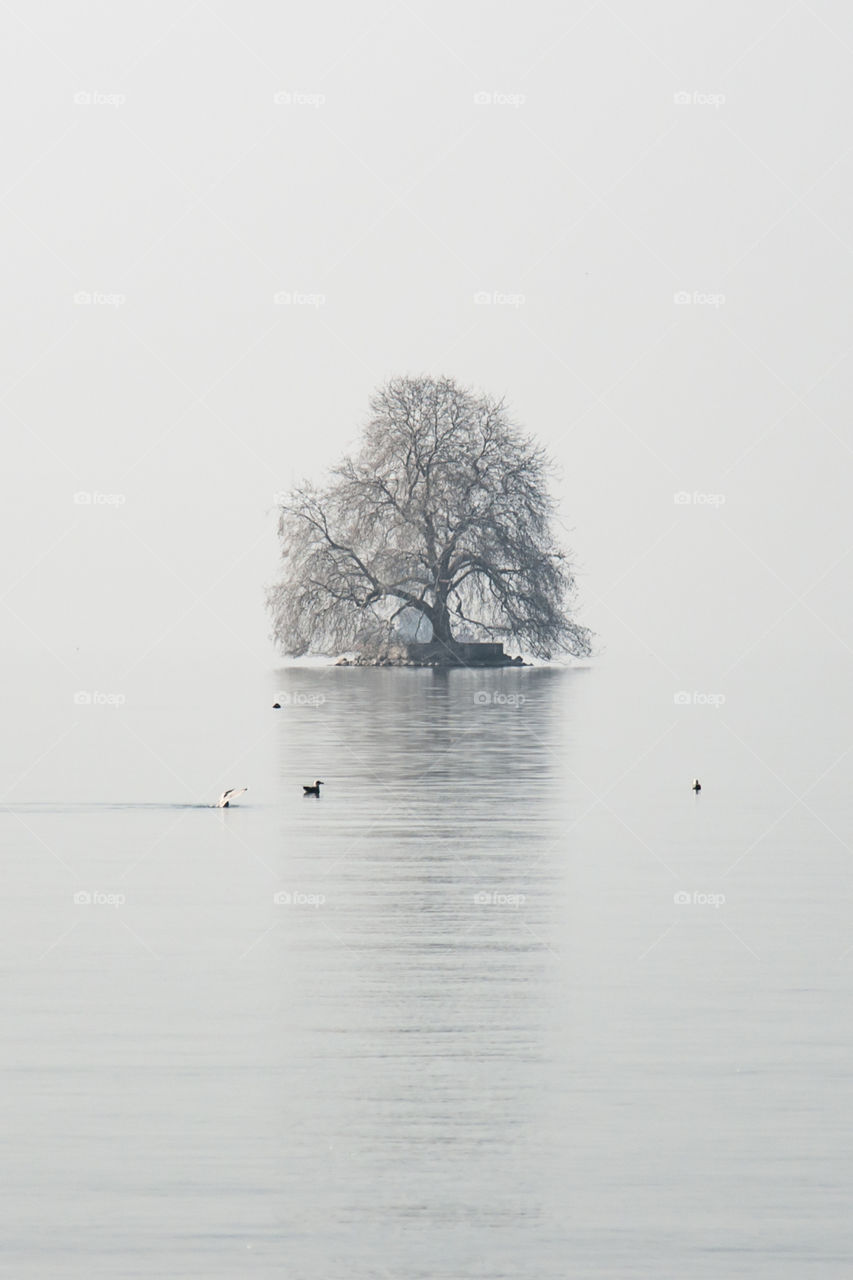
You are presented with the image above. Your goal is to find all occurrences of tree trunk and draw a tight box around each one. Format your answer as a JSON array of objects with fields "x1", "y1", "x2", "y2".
[
  {"x1": 405, "y1": 598, "x2": 458, "y2": 661},
  {"x1": 430, "y1": 595, "x2": 457, "y2": 653}
]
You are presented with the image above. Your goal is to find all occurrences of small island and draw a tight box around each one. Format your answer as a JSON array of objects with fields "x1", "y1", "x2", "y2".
[{"x1": 335, "y1": 640, "x2": 526, "y2": 668}]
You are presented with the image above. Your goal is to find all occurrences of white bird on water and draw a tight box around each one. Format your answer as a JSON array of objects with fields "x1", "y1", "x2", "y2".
[{"x1": 216, "y1": 787, "x2": 248, "y2": 808}]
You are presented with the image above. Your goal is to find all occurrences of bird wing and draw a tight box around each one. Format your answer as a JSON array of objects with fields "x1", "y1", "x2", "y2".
[{"x1": 220, "y1": 787, "x2": 248, "y2": 803}]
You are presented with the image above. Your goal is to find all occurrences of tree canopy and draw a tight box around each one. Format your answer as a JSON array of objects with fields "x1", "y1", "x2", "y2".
[{"x1": 268, "y1": 376, "x2": 592, "y2": 660}]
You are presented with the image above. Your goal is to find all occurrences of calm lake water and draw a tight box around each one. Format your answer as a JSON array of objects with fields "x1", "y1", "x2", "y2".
[{"x1": 1, "y1": 651, "x2": 852, "y2": 1277}]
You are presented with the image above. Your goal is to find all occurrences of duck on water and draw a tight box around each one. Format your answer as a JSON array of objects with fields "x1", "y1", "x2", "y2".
[{"x1": 303, "y1": 780, "x2": 324, "y2": 796}]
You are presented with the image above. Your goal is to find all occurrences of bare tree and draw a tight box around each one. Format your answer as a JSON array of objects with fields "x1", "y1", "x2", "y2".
[{"x1": 268, "y1": 376, "x2": 592, "y2": 661}]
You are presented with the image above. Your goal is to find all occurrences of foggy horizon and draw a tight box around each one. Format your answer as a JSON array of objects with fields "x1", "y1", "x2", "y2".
[{"x1": 4, "y1": 1, "x2": 852, "y2": 683}]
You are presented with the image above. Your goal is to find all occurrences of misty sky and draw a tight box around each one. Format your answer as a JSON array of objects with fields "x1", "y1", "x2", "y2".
[{"x1": 3, "y1": 0, "x2": 852, "y2": 685}]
